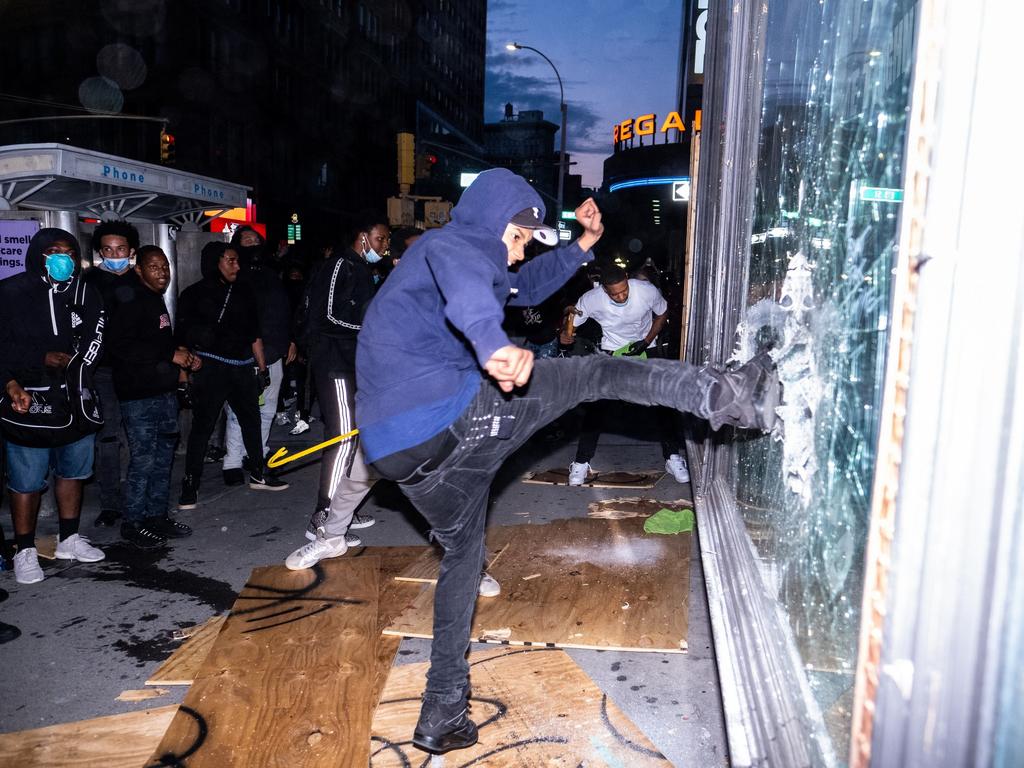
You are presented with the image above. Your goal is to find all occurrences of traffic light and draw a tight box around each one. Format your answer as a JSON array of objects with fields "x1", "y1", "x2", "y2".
[
  {"x1": 415, "y1": 153, "x2": 437, "y2": 180},
  {"x1": 159, "y1": 129, "x2": 175, "y2": 165},
  {"x1": 397, "y1": 132, "x2": 415, "y2": 189}
]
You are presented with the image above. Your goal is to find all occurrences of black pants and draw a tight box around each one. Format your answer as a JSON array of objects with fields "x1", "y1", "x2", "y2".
[
  {"x1": 373, "y1": 354, "x2": 716, "y2": 705},
  {"x1": 574, "y1": 401, "x2": 681, "y2": 463},
  {"x1": 312, "y1": 365, "x2": 358, "y2": 513},
  {"x1": 184, "y1": 360, "x2": 264, "y2": 483}
]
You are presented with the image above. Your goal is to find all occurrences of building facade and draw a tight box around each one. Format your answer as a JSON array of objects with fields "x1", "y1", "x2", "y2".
[{"x1": 0, "y1": 0, "x2": 486, "y2": 246}]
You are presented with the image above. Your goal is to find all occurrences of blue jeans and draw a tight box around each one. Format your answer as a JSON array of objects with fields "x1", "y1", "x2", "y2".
[
  {"x1": 6, "y1": 434, "x2": 96, "y2": 493},
  {"x1": 121, "y1": 393, "x2": 179, "y2": 523},
  {"x1": 373, "y1": 354, "x2": 715, "y2": 704}
]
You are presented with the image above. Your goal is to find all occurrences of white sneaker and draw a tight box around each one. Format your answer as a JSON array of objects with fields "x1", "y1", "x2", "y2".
[
  {"x1": 303, "y1": 529, "x2": 362, "y2": 547},
  {"x1": 289, "y1": 419, "x2": 310, "y2": 435},
  {"x1": 665, "y1": 454, "x2": 690, "y2": 484},
  {"x1": 285, "y1": 533, "x2": 348, "y2": 570},
  {"x1": 13, "y1": 548, "x2": 44, "y2": 585},
  {"x1": 478, "y1": 572, "x2": 501, "y2": 597},
  {"x1": 275, "y1": 412, "x2": 291, "y2": 426},
  {"x1": 54, "y1": 533, "x2": 105, "y2": 563},
  {"x1": 568, "y1": 461, "x2": 591, "y2": 486}
]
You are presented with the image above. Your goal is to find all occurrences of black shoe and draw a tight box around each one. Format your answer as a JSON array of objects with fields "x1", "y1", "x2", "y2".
[
  {"x1": 94, "y1": 508, "x2": 121, "y2": 527},
  {"x1": 0, "y1": 620, "x2": 20, "y2": 645},
  {"x1": 412, "y1": 698, "x2": 479, "y2": 754},
  {"x1": 705, "y1": 352, "x2": 782, "y2": 432},
  {"x1": 222, "y1": 468, "x2": 245, "y2": 486},
  {"x1": 150, "y1": 516, "x2": 193, "y2": 539},
  {"x1": 121, "y1": 521, "x2": 168, "y2": 550},
  {"x1": 204, "y1": 445, "x2": 226, "y2": 464},
  {"x1": 178, "y1": 475, "x2": 199, "y2": 510},
  {"x1": 249, "y1": 473, "x2": 288, "y2": 491}
]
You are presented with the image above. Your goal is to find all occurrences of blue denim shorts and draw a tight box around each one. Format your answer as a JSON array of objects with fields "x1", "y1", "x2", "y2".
[{"x1": 5, "y1": 434, "x2": 96, "y2": 493}]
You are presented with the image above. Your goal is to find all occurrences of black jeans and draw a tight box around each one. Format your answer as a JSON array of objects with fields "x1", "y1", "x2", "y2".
[
  {"x1": 184, "y1": 360, "x2": 264, "y2": 483},
  {"x1": 373, "y1": 354, "x2": 716, "y2": 704},
  {"x1": 94, "y1": 366, "x2": 122, "y2": 510}
]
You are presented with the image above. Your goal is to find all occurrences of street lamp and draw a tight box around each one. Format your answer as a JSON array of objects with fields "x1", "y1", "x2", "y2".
[{"x1": 507, "y1": 42, "x2": 567, "y2": 222}]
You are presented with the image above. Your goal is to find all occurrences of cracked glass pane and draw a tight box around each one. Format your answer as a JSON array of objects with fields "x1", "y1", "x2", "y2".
[{"x1": 732, "y1": 0, "x2": 918, "y2": 758}]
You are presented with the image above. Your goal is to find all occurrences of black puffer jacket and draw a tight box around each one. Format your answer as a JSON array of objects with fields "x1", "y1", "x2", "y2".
[
  {"x1": 0, "y1": 228, "x2": 104, "y2": 390},
  {"x1": 176, "y1": 242, "x2": 259, "y2": 361}
]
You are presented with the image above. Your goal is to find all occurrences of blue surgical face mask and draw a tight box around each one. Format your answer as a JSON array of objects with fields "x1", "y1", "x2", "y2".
[
  {"x1": 362, "y1": 236, "x2": 384, "y2": 264},
  {"x1": 44, "y1": 252, "x2": 75, "y2": 282},
  {"x1": 103, "y1": 257, "x2": 131, "y2": 272}
]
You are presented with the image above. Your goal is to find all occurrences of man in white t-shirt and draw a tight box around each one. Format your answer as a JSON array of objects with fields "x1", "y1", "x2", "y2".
[{"x1": 560, "y1": 265, "x2": 690, "y2": 486}]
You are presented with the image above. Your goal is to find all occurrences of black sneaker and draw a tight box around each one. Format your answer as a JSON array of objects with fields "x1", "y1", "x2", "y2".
[
  {"x1": 705, "y1": 352, "x2": 782, "y2": 432},
  {"x1": 249, "y1": 473, "x2": 288, "y2": 491},
  {"x1": 222, "y1": 468, "x2": 245, "y2": 486},
  {"x1": 349, "y1": 512, "x2": 375, "y2": 529},
  {"x1": 204, "y1": 445, "x2": 226, "y2": 464},
  {"x1": 150, "y1": 516, "x2": 193, "y2": 539},
  {"x1": 94, "y1": 508, "x2": 121, "y2": 527},
  {"x1": 412, "y1": 698, "x2": 479, "y2": 754},
  {"x1": 178, "y1": 475, "x2": 199, "y2": 510},
  {"x1": 121, "y1": 521, "x2": 168, "y2": 550}
]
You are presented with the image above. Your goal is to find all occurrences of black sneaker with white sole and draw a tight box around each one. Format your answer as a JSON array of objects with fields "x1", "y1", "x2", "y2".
[
  {"x1": 349, "y1": 512, "x2": 375, "y2": 529},
  {"x1": 150, "y1": 516, "x2": 193, "y2": 538},
  {"x1": 121, "y1": 521, "x2": 167, "y2": 550},
  {"x1": 178, "y1": 475, "x2": 199, "y2": 510},
  {"x1": 249, "y1": 473, "x2": 288, "y2": 491}
]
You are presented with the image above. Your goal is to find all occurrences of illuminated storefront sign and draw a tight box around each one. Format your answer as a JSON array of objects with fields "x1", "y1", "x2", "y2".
[{"x1": 613, "y1": 110, "x2": 701, "y2": 144}]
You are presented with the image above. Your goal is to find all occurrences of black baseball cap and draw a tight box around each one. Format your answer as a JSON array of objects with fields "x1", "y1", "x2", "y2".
[{"x1": 509, "y1": 207, "x2": 558, "y2": 246}]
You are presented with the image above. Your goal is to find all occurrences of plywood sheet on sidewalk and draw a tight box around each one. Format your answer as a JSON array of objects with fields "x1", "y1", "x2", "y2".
[
  {"x1": 0, "y1": 705, "x2": 178, "y2": 767},
  {"x1": 393, "y1": 528, "x2": 515, "y2": 584},
  {"x1": 524, "y1": 467, "x2": 665, "y2": 488},
  {"x1": 587, "y1": 496, "x2": 694, "y2": 520},
  {"x1": 370, "y1": 647, "x2": 671, "y2": 767},
  {"x1": 385, "y1": 518, "x2": 690, "y2": 652},
  {"x1": 148, "y1": 557, "x2": 379, "y2": 767},
  {"x1": 146, "y1": 615, "x2": 227, "y2": 686}
]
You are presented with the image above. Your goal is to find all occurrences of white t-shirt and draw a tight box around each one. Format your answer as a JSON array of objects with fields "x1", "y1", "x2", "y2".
[{"x1": 574, "y1": 279, "x2": 668, "y2": 351}]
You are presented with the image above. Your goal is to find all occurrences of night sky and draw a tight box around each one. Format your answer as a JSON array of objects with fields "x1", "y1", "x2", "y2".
[{"x1": 485, "y1": 0, "x2": 684, "y2": 189}]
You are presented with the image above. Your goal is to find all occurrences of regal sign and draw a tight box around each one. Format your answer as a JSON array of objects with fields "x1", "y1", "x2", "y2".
[{"x1": 613, "y1": 110, "x2": 702, "y2": 144}]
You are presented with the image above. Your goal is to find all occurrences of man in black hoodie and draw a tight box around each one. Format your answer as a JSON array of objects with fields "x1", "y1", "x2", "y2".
[
  {"x1": 0, "y1": 228, "x2": 106, "y2": 585},
  {"x1": 221, "y1": 226, "x2": 295, "y2": 486},
  {"x1": 107, "y1": 246, "x2": 202, "y2": 548},
  {"x1": 84, "y1": 220, "x2": 142, "y2": 527},
  {"x1": 176, "y1": 241, "x2": 286, "y2": 509}
]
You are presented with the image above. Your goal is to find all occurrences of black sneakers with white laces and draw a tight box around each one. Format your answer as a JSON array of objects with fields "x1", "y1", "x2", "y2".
[
  {"x1": 121, "y1": 522, "x2": 167, "y2": 550},
  {"x1": 249, "y1": 472, "x2": 288, "y2": 491}
]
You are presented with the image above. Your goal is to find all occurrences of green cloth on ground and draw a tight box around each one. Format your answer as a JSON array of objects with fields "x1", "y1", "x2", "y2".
[{"x1": 644, "y1": 507, "x2": 695, "y2": 535}]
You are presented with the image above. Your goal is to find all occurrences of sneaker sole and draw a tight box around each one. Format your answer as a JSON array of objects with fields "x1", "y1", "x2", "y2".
[
  {"x1": 249, "y1": 483, "x2": 289, "y2": 491},
  {"x1": 178, "y1": 502, "x2": 198, "y2": 510},
  {"x1": 285, "y1": 550, "x2": 347, "y2": 571},
  {"x1": 54, "y1": 552, "x2": 105, "y2": 563},
  {"x1": 412, "y1": 724, "x2": 479, "y2": 754},
  {"x1": 348, "y1": 518, "x2": 376, "y2": 530},
  {"x1": 15, "y1": 573, "x2": 45, "y2": 585},
  {"x1": 751, "y1": 364, "x2": 782, "y2": 431}
]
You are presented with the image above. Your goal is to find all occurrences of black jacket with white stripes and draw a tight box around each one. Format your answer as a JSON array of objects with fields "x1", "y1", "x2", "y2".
[
  {"x1": 0, "y1": 228, "x2": 104, "y2": 391},
  {"x1": 297, "y1": 248, "x2": 375, "y2": 376}
]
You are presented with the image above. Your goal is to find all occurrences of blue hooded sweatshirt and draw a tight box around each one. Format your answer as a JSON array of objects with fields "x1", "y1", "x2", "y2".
[{"x1": 355, "y1": 168, "x2": 592, "y2": 462}]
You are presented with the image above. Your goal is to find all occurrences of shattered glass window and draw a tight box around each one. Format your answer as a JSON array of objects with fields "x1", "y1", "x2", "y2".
[{"x1": 731, "y1": 0, "x2": 918, "y2": 756}]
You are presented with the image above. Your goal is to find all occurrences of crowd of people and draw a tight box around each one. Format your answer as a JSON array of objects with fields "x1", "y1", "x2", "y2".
[{"x1": 0, "y1": 171, "x2": 781, "y2": 758}]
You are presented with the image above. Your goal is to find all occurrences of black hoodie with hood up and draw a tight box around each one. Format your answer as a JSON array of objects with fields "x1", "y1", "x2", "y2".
[
  {"x1": 176, "y1": 241, "x2": 259, "y2": 361},
  {"x1": 0, "y1": 228, "x2": 104, "y2": 391}
]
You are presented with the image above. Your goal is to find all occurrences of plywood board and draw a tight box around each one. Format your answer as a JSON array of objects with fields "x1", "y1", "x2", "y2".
[
  {"x1": 146, "y1": 615, "x2": 227, "y2": 686},
  {"x1": 587, "y1": 496, "x2": 693, "y2": 520},
  {"x1": 35, "y1": 535, "x2": 56, "y2": 560},
  {"x1": 385, "y1": 517, "x2": 690, "y2": 652},
  {"x1": 393, "y1": 528, "x2": 515, "y2": 585},
  {"x1": 148, "y1": 557, "x2": 379, "y2": 767},
  {"x1": 524, "y1": 467, "x2": 666, "y2": 488},
  {"x1": 370, "y1": 648, "x2": 671, "y2": 767},
  {"x1": 0, "y1": 705, "x2": 178, "y2": 767}
]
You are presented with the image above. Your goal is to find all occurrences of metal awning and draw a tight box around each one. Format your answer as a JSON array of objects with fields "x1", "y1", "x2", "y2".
[{"x1": 0, "y1": 143, "x2": 249, "y2": 225}]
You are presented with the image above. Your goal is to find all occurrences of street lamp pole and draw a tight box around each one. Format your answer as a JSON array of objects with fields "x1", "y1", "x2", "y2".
[{"x1": 507, "y1": 42, "x2": 567, "y2": 221}]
